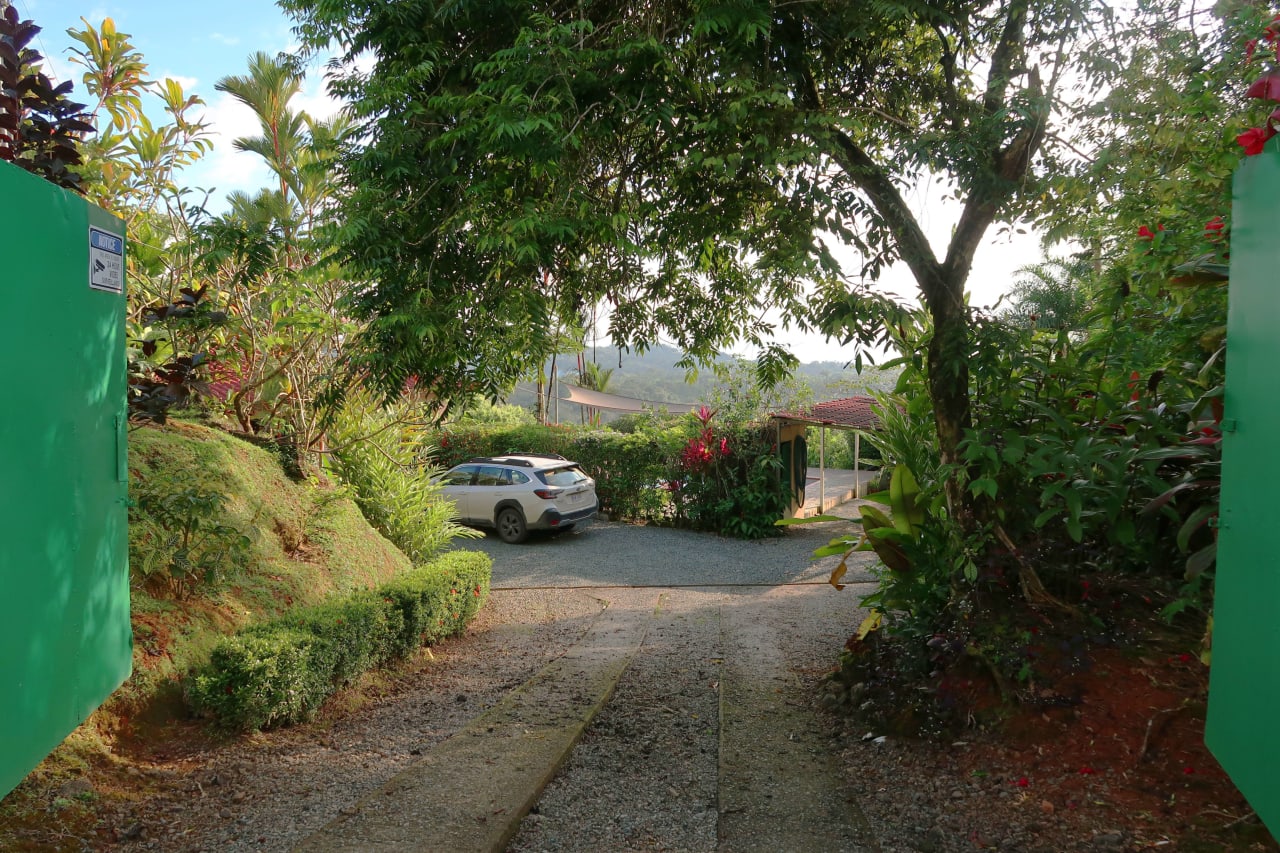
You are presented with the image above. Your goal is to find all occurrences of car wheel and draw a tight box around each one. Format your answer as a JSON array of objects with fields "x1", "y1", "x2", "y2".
[{"x1": 496, "y1": 507, "x2": 528, "y2": 544}]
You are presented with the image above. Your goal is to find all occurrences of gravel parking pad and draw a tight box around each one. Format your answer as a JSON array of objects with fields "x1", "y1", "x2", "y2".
[{"x1": 454, "y1": 516, "x2": 876, "y2": 589}]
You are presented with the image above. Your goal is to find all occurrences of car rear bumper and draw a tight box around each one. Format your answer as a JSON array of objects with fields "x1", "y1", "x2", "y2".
[{"x1": 532, "y1": 502, "x2": 599, "y2": 530}]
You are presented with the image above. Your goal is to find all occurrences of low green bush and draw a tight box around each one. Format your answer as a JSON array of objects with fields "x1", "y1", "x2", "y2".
[
  {"x1": 186, "y1": 629, "x2": 334, "y2": 730},
  {"x1": 669, "y1": 418, "x2": 789, "y2": 539},
  {"x1": 187, "y1": 551, "x2": 491, "y2": 731},
  {"x1": 262, "y1": 593, "x2": 405, "y2": 686},
  {"x1": 129, "y1": 483, "x2": 253, "y2": 600}
]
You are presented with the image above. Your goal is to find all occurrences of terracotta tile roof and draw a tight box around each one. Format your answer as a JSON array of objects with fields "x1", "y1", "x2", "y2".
[{"x1": 771, "y1": 396, "x2": 880, "y2": 430}]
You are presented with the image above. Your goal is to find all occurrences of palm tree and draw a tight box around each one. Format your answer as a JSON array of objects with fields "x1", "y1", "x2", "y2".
[
  {"x1": 205, "y1": 55, "x2": 353, "y2": 463},
  {"x1": 1002, "y1": 258, "x2": 1094, "y2": 333},
  {"x1": 577, "y1": 360, "x2": 616, "y2": 425},
  {"x1": 216, "y1": 53, "x2": 306, "y2": 205}
]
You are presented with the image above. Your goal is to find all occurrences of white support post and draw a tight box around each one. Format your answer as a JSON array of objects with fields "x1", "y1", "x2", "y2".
[
  {"x1": 854, "y1": 432, "x2": 862, "y2": 499},
  {"x1": 820, "y1": 426, "x2": 826, "y2": 513}
]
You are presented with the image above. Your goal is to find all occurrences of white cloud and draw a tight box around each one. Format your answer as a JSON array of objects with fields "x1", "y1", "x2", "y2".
[
  {"x1": 293, "y1": 77, "x2": 344, "y2": 123},
  {"x1": 158, "y1": 73, "x2": 199, "y2": 92},
  {"x1": 210, "y1": 32, "x2": 240, "y2": 47}
]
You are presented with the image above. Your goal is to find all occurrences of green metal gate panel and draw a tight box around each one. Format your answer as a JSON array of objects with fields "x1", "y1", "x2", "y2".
[
  {"x1": 1205, "y1": 141, "x2": 1280, "y2": 835},
  {"x1": 0, "y1": 162, "x2": 131, "y2": 798}
]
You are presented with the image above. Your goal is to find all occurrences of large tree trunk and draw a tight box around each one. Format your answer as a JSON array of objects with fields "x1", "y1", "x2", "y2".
[{"x1": 927, "y1": 281, "x2": 973, "y2": 513}]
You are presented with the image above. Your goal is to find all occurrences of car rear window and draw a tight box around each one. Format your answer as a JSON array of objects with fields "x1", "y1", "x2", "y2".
[{"x1": 539, "y1": 465, "x2": 589, "y2": 487}]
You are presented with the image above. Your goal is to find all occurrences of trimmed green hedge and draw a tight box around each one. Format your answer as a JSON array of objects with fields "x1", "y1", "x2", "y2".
[{"x1": 187, "y1": 551, "x2": 491, "y2": 731}]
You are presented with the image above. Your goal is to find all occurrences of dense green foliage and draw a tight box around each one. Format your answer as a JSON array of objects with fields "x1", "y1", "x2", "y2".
[
  {"x1": 18, "y1": 0, "x2": 1263, "y2": 751},
  {"x1": 112, "y1": 419, "x2": 419, "y2": 743},
  {"x1": 187, "y1": 551, "x2": 490, "y2": 731},
  {"x1": 667, "y1": 412, "x2": 790, "y2": 539},
  {"x1": 129, "y1": 485, "x2": 253, "y2": 600},
  {"x1": 281, "y1": 0, "x2": 1093, "y2": 470},
  {"x1": 64, "y1": 20, "x2": 354, "y2": 459}
]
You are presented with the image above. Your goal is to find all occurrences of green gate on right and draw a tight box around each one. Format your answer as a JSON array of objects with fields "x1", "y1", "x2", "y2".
[{"x1": 1205, "y1": 138, "x2": 1280, "y2": 835}]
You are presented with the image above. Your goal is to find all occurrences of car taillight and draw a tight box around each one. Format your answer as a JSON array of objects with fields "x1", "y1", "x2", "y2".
[{"x1": 534, "y1": 488, "x2": 558, "y2": 499}]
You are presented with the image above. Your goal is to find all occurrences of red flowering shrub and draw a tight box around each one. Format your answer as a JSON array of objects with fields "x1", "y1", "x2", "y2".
[{"x1": 1239, "y1": 17, "x2": 1280, "y2": 156}]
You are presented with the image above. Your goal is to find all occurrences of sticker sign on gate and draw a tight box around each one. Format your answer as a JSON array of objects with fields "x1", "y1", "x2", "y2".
[{"x1": 89, "y1": 227, "x2": 124, "y2": 294}]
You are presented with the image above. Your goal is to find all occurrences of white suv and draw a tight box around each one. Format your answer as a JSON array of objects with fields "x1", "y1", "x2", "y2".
[{"x1": 437, "y1": 455, "x2": 599, "y2": 543}]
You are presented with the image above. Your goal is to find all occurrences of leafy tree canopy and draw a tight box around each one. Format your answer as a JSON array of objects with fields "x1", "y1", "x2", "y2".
[{"x1": 282, "y1": 0, "x2": 1087, "y2": 441}]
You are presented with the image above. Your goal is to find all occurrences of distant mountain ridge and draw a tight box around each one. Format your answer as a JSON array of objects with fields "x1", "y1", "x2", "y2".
[{"x1": 506, "y1": 344, "x2": 900, "y2": 423}]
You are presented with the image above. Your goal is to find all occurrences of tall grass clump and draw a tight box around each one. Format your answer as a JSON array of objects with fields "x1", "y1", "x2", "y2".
[{"x1": 327, "y1": 389, "x2": 479, "y2": 563}]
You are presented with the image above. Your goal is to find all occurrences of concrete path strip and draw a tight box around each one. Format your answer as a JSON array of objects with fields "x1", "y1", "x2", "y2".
[
  {"x1": 718, "y1": 588, "x2": 879, "y2": 852},
  {"x1": 297, "y1": 593, "x2": 657, "y2": 853}
]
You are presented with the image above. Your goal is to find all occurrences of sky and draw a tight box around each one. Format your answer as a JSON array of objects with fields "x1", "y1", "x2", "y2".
[{"x1": 15, "y1": 0, "x2": 1049, "y2": 365}]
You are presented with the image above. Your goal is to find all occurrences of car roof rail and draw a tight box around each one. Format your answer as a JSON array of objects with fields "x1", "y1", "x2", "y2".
[
  {"x1": 467, "y1": 456, "x2": 536, "y2": 467},
  {"x1": 466, "y1": 453, "x2": 570, "y2": 467},
  {"x1": 465, "y1": 455, "x2": 529, "y2": 468}
]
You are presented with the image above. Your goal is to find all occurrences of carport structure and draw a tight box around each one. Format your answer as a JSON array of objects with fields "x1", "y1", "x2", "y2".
[{"x1": 771, "y1": 396, "x2": 881, "y2": 516}]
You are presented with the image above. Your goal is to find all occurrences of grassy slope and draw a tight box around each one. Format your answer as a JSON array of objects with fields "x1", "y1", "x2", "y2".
[{"x1": 15, "y1": 420, "x2": 414, "y2": 786}]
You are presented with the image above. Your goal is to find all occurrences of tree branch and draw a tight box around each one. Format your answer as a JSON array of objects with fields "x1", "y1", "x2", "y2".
[
  {"x1": 779, "y1": 26, "x2": 948, "y2": 306},
  {"x1": 982, "y1": 0, "x2": 1030, "y2": 117},
  {"x1": 946, "y1": 0, "x2": 1046, "y2": 286},
  {"x1": 930, "y1": 22, "x2": 964, "y2": 128}
]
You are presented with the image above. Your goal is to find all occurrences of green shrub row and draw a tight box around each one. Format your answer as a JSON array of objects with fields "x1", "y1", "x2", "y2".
[{"x1": 186, "y1": 551, "x2": 491, "y2": 731}]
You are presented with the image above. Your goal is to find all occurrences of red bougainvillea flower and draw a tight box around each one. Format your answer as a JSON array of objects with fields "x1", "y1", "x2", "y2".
[
  {"x1": 1237, "y1": 124, "x2": 1277, "y2": 156},
  {"x1": 1204, "y1": 216, "x2": 1225, "y2": 238},
  {"x1": 1137, "y1": 225, "x2": 1156, "y2": 240}
]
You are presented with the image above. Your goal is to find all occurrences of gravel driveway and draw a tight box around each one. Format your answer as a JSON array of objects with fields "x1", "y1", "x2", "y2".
[
  {"x1": 451, "y1": 516, "x2": 883, "y2": 852},
  {"x1": 458, "y1": 516, "x2": 874, "y2": 589},
  {"x1": 101, "y1": 514, "x2": 884, "y2": 853}
]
